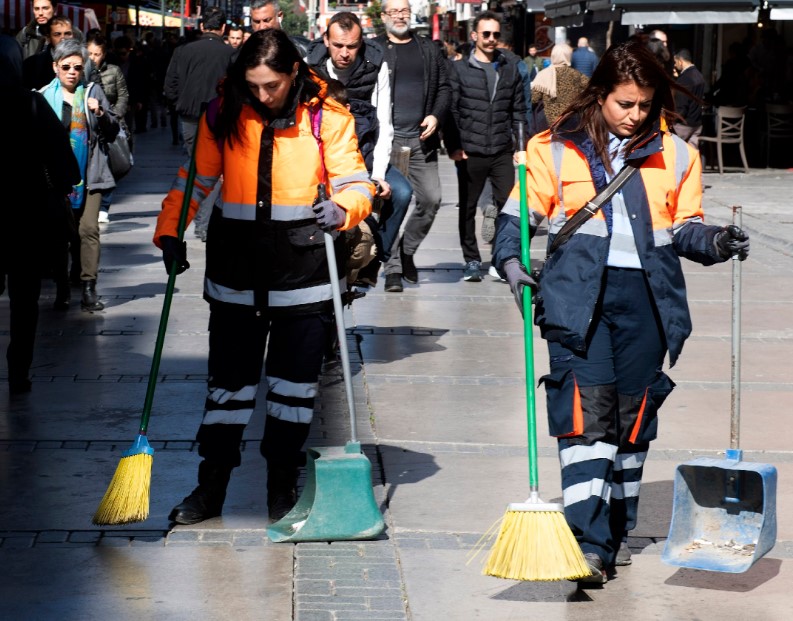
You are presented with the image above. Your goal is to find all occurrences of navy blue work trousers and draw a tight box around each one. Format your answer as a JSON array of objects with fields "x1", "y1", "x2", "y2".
[{"x1": 544, "y1": 267, "x2": 674, "y2": 565}]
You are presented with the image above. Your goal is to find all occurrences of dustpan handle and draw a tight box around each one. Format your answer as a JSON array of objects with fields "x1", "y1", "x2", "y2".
[
  {"x1": 318, "y1": 187, "x2": 358, "y2": 444},
  {"x1": 730, "y1": 205, "x2": 742, "y2": 450}
]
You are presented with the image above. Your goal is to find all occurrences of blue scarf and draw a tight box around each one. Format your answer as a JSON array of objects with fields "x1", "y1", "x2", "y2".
[{"x1": 42, "y1": 78, "x2": 89, "y2": 209}]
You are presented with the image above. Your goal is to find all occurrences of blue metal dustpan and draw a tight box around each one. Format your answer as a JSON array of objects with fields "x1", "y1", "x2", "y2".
[
  {"x1": 662, "y1": 207, "x2": 777, "y2": 573},
  {"x1": 267, "y1": 224, "x2": 385, "y2": 543}
]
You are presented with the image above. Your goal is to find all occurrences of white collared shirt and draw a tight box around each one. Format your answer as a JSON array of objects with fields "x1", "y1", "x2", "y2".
[{"x1": 605, "y1": 134, "x2": 642, "y2": 269}]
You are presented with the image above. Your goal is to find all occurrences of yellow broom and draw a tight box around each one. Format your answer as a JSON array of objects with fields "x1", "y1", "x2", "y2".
[
  {"x1": 482, "y1": 144, "x2": 590, "y2": 581},
  {"x1": 92, "y1": 131, "x2": 199, "y2": 525}
]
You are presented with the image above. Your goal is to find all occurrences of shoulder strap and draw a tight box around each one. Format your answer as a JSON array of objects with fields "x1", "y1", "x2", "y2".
[
  {"x1": 548, "y1": 157, "x2": 645, "y2": 256},
  {"x1": 310, "y1": 103, "x2": 325, "y2": 182}
]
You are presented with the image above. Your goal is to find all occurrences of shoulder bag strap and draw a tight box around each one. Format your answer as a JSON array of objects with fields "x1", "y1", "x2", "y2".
[{"x1": 547, "y1": 157, "x2": 646, "y2": 256}]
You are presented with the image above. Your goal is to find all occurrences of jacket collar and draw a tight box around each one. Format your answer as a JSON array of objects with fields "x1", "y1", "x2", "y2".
[{"x1": 556, "y1": 115, "x2": 664, "y2": 160}]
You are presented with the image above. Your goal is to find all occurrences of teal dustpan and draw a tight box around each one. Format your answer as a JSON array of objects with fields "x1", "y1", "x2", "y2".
[
  {"x1": 662, "y1": 206, "x2": 777, "y2": 572},
  {"x1": 268, "y1": 187, "x2": 385, "y2": 542}
]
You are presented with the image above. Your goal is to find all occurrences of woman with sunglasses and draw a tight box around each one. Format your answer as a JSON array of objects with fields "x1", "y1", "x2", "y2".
[
  {"x1": 155, "y1": 29, "x2": 374, "y2": 525},
  {"x1": 40, "y1": 38, "x2": 119, "y2": 311},
  {"x1": 493, "y1": 40, "x2": 750, "y2": 584}
]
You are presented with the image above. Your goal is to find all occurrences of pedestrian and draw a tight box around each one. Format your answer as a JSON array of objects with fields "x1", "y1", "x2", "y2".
[
  {"x1": 306, "y1": 11, "x2": 413, "y2": 293},
  {"x1": 493, "y1": 40, "x2": 750, "y2": 584},
  {"x1": 86, "y1": 30, "x2": 130, "y2": 223},
  {"x1": 16, "y1": 0, "x2": 82, "y2": 59},
  {"x1": 672, "y1": 48, "x2": 705, "y2": 148},
  {"x1": 248, "y1": 0, "x2": 308, "y2": 57},
  {"x1": 531, "y1": 43, "x2": 589, "y2": 128},
  {"x1": 39, "y1": 39, "x2": 120, "y2": 312},
  {"x1": 374, "y1": 0, "x2": 451, "y2": 288},
  {"x1": 22, "y1": 15, "x2": 74, "y2": 90},
  {"x1": 571, "y1": 37, "x2": 599, "y2": 78},
  {"x1": 155, "y1": 28, "x2": 374, "y2": 525},
  {"x1": 164, "y1": 6, "x2": 234, "y2": 242},
  {"x1": 226, "y1": 22, "x2": 244, "y2": 50},
  {"x1": 523, "y1": 44, "x2": 544, "y2": 81},
  {"x1": 1, "y1": 33, "x2": 79, "y2": 394},
  {"x1": 443, "y1": 10, "x2": 526, "y2": 283}
]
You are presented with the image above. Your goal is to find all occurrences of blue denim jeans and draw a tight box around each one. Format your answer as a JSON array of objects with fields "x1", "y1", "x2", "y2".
[{"x1": 379, "y1": 165, "x2": 412, "y2": 272}]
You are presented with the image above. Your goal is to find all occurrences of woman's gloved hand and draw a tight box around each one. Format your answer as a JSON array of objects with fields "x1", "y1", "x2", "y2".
[
  {"x1": 313, "y1": 199, "x2": 346, "y2": 232},
  {"x1": 714, "y1": 225, "x2": 750, "y2": 261},
  {"x1": 503, "y1": 258, "x2": 538, "y2": 315},
  {"x1": 160, "y1": 235, "x2": 190, "y2": 274}
]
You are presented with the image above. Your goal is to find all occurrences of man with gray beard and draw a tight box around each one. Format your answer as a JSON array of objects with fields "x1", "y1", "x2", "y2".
[{"x1": 374, "y1": 0, "x2": 450, "y2": 289}]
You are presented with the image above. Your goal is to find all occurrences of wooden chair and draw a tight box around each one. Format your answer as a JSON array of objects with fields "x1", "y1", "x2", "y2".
[
  {"x1": 765, "y1": 103, "x2": 793, "y2": 168},
  {"x1": 699, "y1": 106, "x2": 749, "y2": 174}
]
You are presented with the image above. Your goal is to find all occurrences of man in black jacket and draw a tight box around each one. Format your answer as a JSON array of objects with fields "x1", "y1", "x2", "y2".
[
  {"x1": 673, "y1": 48, "x2": 705, "y2": 148},
  {"x1": 164, "y1": 7, "x2": 234, "y2": 241},
  {"x1": 374, "y1": 0, "x2": 450, "y2": 289},
  {"x1": 444, "y1": 10, "x2": 526, "y2": 282}
]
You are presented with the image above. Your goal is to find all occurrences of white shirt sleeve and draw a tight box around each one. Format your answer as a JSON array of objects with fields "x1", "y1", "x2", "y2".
[{"x1": 371, "y1": 61, "x2": 393, "y2": 181}]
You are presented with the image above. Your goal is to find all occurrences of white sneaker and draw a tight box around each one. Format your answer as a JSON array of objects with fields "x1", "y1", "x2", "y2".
[
  {"x1": 97, "y1": 211, "x2": 110, "y2": 224},
  {"x1": 488, "y1": 265, "x2": 506, "y2": 282}
]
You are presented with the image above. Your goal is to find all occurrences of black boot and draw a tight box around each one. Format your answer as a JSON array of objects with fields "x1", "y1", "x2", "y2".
[
  {"x1": 267, "y1": 465, "x2": 299, "y2": 522},
  {"x1": 53, "y1": 279, "x2": 70, "y2": 310},
  {"x1": 81, "y1": 280, "x2": 104, "y2": 311},
  {"x1": 169, "y1": 460, "x2": 233, "y2": 525}
]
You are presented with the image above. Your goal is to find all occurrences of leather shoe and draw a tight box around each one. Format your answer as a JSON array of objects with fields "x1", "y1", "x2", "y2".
[
  {"x1": 401, "y1": 245, "x2": 418, "y2": 284},
  {"x1": 385, "y1": 273, "x2": 403, "y2": 292}
]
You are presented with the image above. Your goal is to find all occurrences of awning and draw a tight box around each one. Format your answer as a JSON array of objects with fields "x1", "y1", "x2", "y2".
[
  {"x1": 543, "y1": 0, "x2": 763, "y2": 24},
  {"x1": 769, "y1": 0, "x2": 793, "y2": 19},
  {"x1": 614, "y1": 0, "x2": 760, "y2": 24},
  {"x1": 1, "y1": 0, "x2": 100, "y2": 33}
]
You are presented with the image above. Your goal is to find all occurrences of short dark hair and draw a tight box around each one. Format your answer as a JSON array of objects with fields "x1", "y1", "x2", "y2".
[
  {"x1": 472, "y1": 10, "x2": 500, "y2": 33},
  {"x1": 325, "y1": 78, "x2": 349, "y2": 106},
  {"x1": 674, "y1": 48, "x2": 693, "y2": 63},
  {"x1": 327, "y1": 11, "x2": 362, "y2": 34},
  {"x1": 202, "y1": 7, "x2": 226, "y2": 32}
]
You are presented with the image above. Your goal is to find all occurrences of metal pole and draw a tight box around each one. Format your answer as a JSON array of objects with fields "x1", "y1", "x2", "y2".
[{"x1": 180, "y1": 0, "x2": 185, "y2": 37}]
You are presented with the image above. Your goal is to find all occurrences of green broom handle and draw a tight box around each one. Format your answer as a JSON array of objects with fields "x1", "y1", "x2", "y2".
[
  {"x1": 517, "y1": 132, "x2": 539, "y2": 492},
  {"x1": 138, "y1": 129, "x2": 200, "y2": 435}
]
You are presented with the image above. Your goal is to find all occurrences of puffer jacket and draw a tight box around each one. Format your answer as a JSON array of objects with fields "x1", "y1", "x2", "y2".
[
  {"x1": 444, "y1": 48, "x2": 527, "y2": 156},
  {"x1": 493, "y1": 119, "x2": 727, "y2": 366},
  {"x1": 92, "y1": 62, "x2": 129, "y2": 118},
  {"x1": 154, "y1": 88, "x2": 374, "y2": 317}
]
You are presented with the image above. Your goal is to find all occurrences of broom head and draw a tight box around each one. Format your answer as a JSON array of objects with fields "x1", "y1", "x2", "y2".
[
  {"x1": 483, "y1": 494, "x2": 591, "y2": 581},
  {"x1": 92, "y1": 435, "x2": 154, "y2": 526}
]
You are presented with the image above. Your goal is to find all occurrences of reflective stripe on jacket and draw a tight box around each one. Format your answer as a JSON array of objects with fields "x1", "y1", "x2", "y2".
[
  {"x1": 493, "y1": 123, "x2": 726, "y2": 365},
  {"x1": 154, "y1": 94, "x2": 374, "y2": 315}
]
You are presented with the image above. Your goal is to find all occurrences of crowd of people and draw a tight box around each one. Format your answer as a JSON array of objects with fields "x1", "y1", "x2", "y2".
[{"x1": 2, "y1": 0, "x2": 763, "y2": 588}]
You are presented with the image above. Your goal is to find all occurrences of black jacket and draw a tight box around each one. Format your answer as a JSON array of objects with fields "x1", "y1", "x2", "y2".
[
  {"x1": 306, "y1": 38, "x2": 385, "y2": 102},
  {"x1": 374, "y1": 32, "x2": 450, "y2": 153},
  {"x1": 164, "y1": 32, "x2": 234, "y2": 121},
  {"x1": 444, "y1": 49, "x2": 527, "y2": 156},
  {"x1": 675, "y1": 65, "x2": 705, "y2": 127}
]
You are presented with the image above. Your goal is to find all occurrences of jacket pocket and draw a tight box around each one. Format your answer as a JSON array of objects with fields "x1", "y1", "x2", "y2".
[{"x1": 287, "y1": 223, "x2": 325, "y2": 249}]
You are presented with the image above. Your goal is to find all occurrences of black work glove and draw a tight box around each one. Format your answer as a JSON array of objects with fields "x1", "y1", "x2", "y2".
[
  {"x1": 312, "y1": 199, "x2": 346, "y2": 232},
  {"x1": 503, "y1": 258, "x2": 538, "y2": 315},
  {"x1": 160, "y1": 235, "x2": 190, "y2": 275},
  {"x1": 714, "y1": 225, "x2": 750, "y2": 261}
]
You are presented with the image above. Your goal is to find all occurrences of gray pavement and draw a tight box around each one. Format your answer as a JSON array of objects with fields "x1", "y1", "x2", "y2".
[{"x1": 1, "y1": 128, "x2": 791, "y2": 620}]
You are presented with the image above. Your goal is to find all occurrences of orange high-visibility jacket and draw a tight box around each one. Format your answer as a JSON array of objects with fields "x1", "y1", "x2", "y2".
[{"x1": 155, "y1": 93, "x2": 374, "y2": 315}]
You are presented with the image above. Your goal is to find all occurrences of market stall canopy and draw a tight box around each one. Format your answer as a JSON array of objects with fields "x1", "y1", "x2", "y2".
[
  {"x1": 1, "y1": 0, "x2": 100, "y2": 33},
  {"x1": 543, "y1": 0, "x2": 763, "y2": 25}
]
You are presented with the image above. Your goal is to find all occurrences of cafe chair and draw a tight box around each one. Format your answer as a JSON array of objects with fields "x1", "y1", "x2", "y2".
[
  {"x1": 765, "y1": 103, "x2": 793, "y2": 168},
  {"x1": 699, "y1": 106, "x2": 749, "y2": 174}
]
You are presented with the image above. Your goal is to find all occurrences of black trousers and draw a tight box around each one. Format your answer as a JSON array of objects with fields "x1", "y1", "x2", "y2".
[
  {"x1": 1, "y1": 253, "x2": 41, "y2": 384},
  {"x1": 455, "y1": 151, "x2": 515, "y2": 263}
]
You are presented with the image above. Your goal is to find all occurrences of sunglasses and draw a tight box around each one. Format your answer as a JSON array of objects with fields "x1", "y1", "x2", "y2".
[
  {"x1": 478, "y1": 31, "x2": 501, "y2": 40},
  {"x1": 59, "y1": 64, "x2": 84, "y2": 72}
]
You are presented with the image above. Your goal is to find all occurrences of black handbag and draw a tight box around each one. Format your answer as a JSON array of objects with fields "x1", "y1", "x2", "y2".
[{"x1": 105, "y1": 128, "x2": 134, "y2": 180}]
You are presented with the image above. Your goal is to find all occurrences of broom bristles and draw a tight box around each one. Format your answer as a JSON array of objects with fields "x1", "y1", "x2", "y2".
[
  {"x1": 92, "y1": 452, "x2": 153, "y2": 525},
  {"x1": 483, "y1": 508, "x2": 591, "y2": 581}
]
